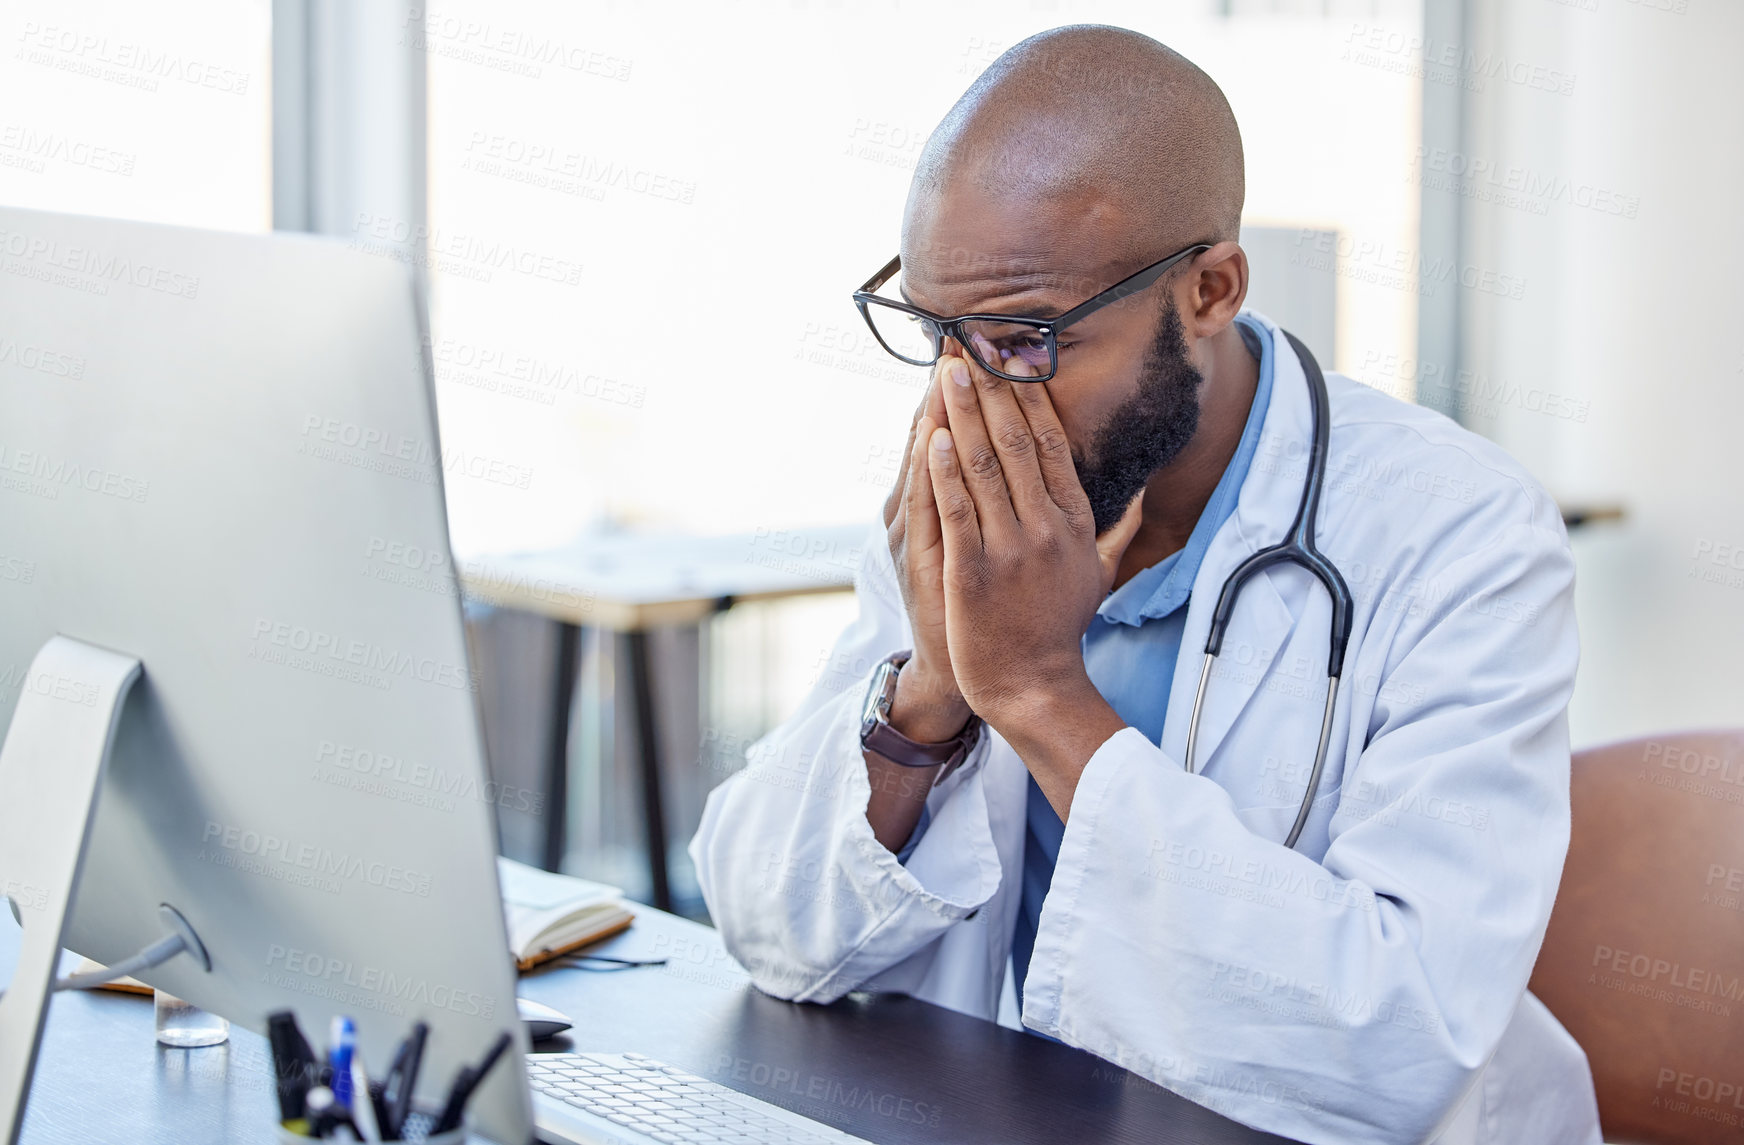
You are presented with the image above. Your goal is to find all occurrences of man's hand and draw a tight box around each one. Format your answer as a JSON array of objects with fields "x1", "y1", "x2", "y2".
[
  {"x1": 923, "y1": 336, "x2": 1143, "y2": 818},
  {"x1": 865, "y1": 356, "x2": 983, "y2": 854},
  {"x1": 881, "y1": 358, "x2": 978, "y2": 742}
]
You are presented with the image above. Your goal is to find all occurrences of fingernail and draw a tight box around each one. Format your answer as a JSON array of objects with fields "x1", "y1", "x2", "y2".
[
  {"x1": 931, "y1": 427, "x2": 953, "y2": 452},
  {"x1": 947, "y1": 359, "x2": 970, "y2": 387}
]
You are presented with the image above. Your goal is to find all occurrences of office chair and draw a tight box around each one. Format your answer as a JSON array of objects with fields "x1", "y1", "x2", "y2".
[{"x1": 1529, "y1": 731, "x2": 1744, "y2": 1145}]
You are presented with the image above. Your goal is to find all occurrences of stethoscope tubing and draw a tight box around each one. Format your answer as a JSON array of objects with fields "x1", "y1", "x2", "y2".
[{"x1": 1181, "y1": 330, "x2": 1354, "y2": 851}]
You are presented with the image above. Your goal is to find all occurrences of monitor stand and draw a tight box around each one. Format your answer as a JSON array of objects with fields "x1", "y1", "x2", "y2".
[{"x1": 0, "y1": 636, "x2": 141, "y2": 1145}]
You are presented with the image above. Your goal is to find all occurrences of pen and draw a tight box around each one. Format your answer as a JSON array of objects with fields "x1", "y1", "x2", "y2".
[
  {"x1": 431, "y1": 1066, "x2": 475, "y2": 1135},
  {"x1": 268, "y1": 1010, "x2": 317, "y2": 1124},
  {"x1": 329, "y1": 1016, "x2": 357, "y2": 1113},
  {"x1": 386, "y1": 1020, "x2": 429, "y2": 1139},
  {"x1": 308, "y1": 1086, "x2": 362, "y2": 1141},
  {"x1": 432, "y1": 1031, "x2": 513, "y2": 1133},
  {"x1": 374, "y1": 1034, "x2": 407, "y2": 1131},
  {"x1": 367, "y1": 1079, "x2": 392, "y2": 1141},
  {"x1": 350, "y1": 1053, "x2": 381, "y2": 1142},
  {"x1": 469, "y1": 1032, "x2": 513, "y2": 1088},
  {"x1": 307, "y1": 1085, "x2": 337, "y2": 1137}
]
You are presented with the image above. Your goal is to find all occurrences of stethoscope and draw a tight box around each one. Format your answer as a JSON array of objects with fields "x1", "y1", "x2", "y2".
[{"x1": 1181, "y1": 330, "x2": 1354, "y2": 850}]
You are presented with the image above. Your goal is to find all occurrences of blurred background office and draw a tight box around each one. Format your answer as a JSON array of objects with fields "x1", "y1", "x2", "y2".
[{"x1": 3, "y1": 0, "x2": 1737, "y2": 918}]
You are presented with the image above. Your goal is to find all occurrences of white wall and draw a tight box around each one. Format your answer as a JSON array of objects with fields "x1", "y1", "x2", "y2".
[{"x1": 1457, "y1": 0, "x2": 1744, "y2": 747}]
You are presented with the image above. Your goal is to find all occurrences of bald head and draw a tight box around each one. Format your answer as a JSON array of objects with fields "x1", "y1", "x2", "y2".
[
  {"x1": 891, "y1": 28, "x2": 1256, "y2": 539},
  {"x1": 910, "y1": 25, "x2": 1244, "y2": 265}
]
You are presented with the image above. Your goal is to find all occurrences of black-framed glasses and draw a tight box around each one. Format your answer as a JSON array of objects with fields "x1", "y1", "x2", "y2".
[{"x1": 851, "y1": 241, "x2": 1211, "y2": 383}]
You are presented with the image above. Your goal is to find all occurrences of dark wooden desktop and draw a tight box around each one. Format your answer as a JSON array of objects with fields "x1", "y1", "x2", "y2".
[{"x1": 3, "y1": 909, "x2": 1300, "y2": 1144}]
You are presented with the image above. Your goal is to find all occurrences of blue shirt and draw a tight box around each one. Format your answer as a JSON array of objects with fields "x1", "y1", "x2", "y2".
[{"x1": 1007, "y1": 316, "x2": 1274, "y2": 1014}]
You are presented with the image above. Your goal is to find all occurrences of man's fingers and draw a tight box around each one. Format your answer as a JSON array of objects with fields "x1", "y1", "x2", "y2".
[
  {"x1": 906, "y1": 415, "x2": 942, "y2": 553},
  {"x1": 926, "y1": 355, "x2": 951, "y2": 427},
  {"x1": 939, "y1": 354, "x2": 1017, "y2": 535},
  {"x1": 886, "y1": 366, "x2": 949, "y2": 530},
  {"x1": 1097, "y1": 493, "x2": 1146, "y2": 594},
  {"x1": 926, "y1": 425, "x2": 982, "y2": 556},
  {"x1": 961, "y1": 333, "x2": 1052, "y2": 523},
  {"x1": 1007, "y1": 360, "x2": 1089, "y2": 520},
  {"x1": 884, "y1": 407, "x2": 922, "y2": 528}
]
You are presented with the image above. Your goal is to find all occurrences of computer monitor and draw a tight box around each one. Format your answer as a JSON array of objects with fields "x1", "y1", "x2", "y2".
[{"x1": 0, "y1": 206, "x2": 531, "y2": 1144}]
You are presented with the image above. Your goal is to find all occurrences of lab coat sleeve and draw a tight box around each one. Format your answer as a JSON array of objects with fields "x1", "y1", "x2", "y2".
[
  {"x1": 688, "y1": 519, "x2": 1003, "y2": 1003},
  {"x1": 1020, "y1": 521, "x2": 1578, "y2": 1145}
]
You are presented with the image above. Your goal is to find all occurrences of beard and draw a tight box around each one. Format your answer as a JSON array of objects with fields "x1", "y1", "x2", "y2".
[{"x1": 1073, "y1": 297, "x2": 1205, "y2": 535}]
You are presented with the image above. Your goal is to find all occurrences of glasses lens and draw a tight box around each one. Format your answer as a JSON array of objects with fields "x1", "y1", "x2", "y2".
[
  {"x1": 959, "y1": 319, "x2": 1054, "y2": 379},
  {"x1": 861, "y1": 300, "x2": 940, "y2": 366}
]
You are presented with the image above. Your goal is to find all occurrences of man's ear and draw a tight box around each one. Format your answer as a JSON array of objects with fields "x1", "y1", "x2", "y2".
[{"x1": 1178, "y1": 241, "x2": 1248, "y2": 339}]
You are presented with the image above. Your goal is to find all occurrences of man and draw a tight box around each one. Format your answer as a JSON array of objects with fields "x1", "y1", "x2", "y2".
[{"x1": 691, "y1": 25, "x2": 1601, "y2": 1145}]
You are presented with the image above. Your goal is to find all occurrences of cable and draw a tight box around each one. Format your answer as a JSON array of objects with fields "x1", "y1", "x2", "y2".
[
  {"x1": 51, "y1": 903, "x2": 212, "y2": 993},
  {"x1": 555, "y1": 953, "x2": 668, "y2": 971},
  {"x1": 53, "y1": 932, "x2": 189, "y2": 991}
]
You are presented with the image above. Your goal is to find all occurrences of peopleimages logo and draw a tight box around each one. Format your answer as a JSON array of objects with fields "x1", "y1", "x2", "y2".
[
  {"x1": 350, "y1": 212, "x2": 583, "y2": 287},
  {"x1": 0, "y1": 224, "x2": 200, "y2": 298},
  {"x1": 315, "y1": 740, "x2": 544, "y2": 815},
  {"x1": 402, "y1": 8, "x2": 632, "y2": 81},
  {"x1": 15, "y1": 21, "x2": 251, "y2": 95},
  {"x1": 264, "y1": 943, "x2": 495, "y2": 1020},
  {"x1": 201, "y1": 821, "x2": 434, "y2": 898},
  {"x1": 0, "y1": 334, "x2": 87, "y2": 379},
  {"x1": 0, "y1": 441, "x2": 150, "y2": 503},
  {"x1": 1642, "y1": 740, "x2": 1744, "y2": 788},
  {"x1": 298, "y1": 415, "x2": 535, "y2": 491},
  {"x1": 424, "y1": 335, "x2": 647, "y2": 409},
  {"x1": 1291, "y1": 229, "x2": 1527, "y2": 301},
  {"x1": 0, "y1": 124, "x2": 136, "y2": 177},
  {"x1": 2, "y1": 877, "x2": 49, "y2": 913},
  {"x1": 248, "y1": 617, "x2": 480, "y2": 694},
  {"x1": 713, "y1": 1054, "x2": 941, "y2": 1128},
  {"x1": 1591, "y1": 943, "x2": 1744, "y2": 1002}
]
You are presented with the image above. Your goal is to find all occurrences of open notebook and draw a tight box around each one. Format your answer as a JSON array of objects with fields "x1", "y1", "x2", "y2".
[
  {"x1": 497, "y1": 856, "x2": 633, "y2": 971},
  {"x1": 77, "y1": 856, "x2": 633, "y2": 988}
]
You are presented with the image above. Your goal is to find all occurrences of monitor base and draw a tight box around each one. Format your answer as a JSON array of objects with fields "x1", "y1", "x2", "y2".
[{"x1": 0, "y1": 636, "x2": 141, "y2": 1145}]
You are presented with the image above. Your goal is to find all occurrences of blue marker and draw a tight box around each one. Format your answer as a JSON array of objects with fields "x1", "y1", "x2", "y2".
[{"x1": 328, "y1": 1016, "x2": 357, "y2": 1111}]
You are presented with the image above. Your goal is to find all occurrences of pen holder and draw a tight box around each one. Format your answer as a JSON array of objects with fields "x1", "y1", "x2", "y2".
[{"x1": 275, "y1": 1114, "x2": 467, "y2": 1143}]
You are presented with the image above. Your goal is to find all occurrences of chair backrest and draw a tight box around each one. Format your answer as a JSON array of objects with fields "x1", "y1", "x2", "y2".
[{"x1": 1529, "y1": 731, "x2": 1744, "y2": 1145}]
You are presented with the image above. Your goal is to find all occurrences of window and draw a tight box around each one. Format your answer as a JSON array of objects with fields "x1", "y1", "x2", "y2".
[
  {"x1": 0, "y1": 0, "x2": 271, "y2": 232},
  {"x1": 425, "y1": 1, "x2": 1424, "y2": 558}
]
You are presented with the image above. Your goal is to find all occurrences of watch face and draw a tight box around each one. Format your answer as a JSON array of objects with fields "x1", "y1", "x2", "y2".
[{"x1": 861, "y1": 658, "x2": 894, "y2": 733}]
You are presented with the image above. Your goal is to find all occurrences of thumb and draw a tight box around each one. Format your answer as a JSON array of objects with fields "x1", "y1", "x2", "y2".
[{"x1": 1096, "y1": 493, "x2": 1145, "y2": 595}]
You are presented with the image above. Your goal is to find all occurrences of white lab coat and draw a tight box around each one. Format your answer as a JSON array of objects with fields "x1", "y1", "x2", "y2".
[{"x1": 690, "y1": 311, "x2": 1603, "y2": 1145}]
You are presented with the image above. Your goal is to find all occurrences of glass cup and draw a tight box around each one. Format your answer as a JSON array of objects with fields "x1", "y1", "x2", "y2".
[{"x1": 154, "y1": 989, "x2": 229, "y2": 1047}]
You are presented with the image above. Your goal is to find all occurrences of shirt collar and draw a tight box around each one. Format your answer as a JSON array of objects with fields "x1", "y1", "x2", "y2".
[{"x1": 1098, "y1": 315, "x2": 1275, "y2": 627}]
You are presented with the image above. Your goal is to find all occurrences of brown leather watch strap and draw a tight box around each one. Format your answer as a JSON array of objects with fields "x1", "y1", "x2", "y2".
[{"x1": 859, "y1": 652, "x2": 981, "y2": 778}]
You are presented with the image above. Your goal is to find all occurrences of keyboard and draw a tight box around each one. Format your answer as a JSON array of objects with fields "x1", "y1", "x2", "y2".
[{"x1": 528, "y1": 1052, "x2": 873, "y2": 1145}]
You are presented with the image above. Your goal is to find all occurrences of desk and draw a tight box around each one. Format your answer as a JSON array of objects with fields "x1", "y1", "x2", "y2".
[
  {"x1": 459, "y1": 525, "x2": 866, "y2": 910},
  {"x1": 6, "y1": 909, "x2": 1299, "y2": 1145}
]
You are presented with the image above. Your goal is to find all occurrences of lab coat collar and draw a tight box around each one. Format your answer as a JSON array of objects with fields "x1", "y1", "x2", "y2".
[{"x1": 1159, "y1": 310, "x2": 1313, "y2": 772}]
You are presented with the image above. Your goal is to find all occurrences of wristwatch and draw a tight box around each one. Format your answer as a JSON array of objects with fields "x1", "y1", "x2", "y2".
[{"x1": 859, "y1": 651, "x2": 981, "y2": 784}]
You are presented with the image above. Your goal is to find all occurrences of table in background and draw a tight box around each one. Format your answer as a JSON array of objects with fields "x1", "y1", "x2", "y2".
[
  {"x1": 3, "y1": 909, "x2": 1300, "y2": 1145},
  {"x1": 463, "y1": 507, "x2": 1625, "y2": 911},
  {"x1": 460, "y1": 525, "x2": 866, "y2": 910}
]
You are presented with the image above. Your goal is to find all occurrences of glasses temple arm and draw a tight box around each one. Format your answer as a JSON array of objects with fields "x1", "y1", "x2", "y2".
[
  {"x1": 1048, "y1": 243, "x2": 1212, "y2": 332},
  {"x1": 858, "y1": 254, "x2": 902, "y2": 295}
]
